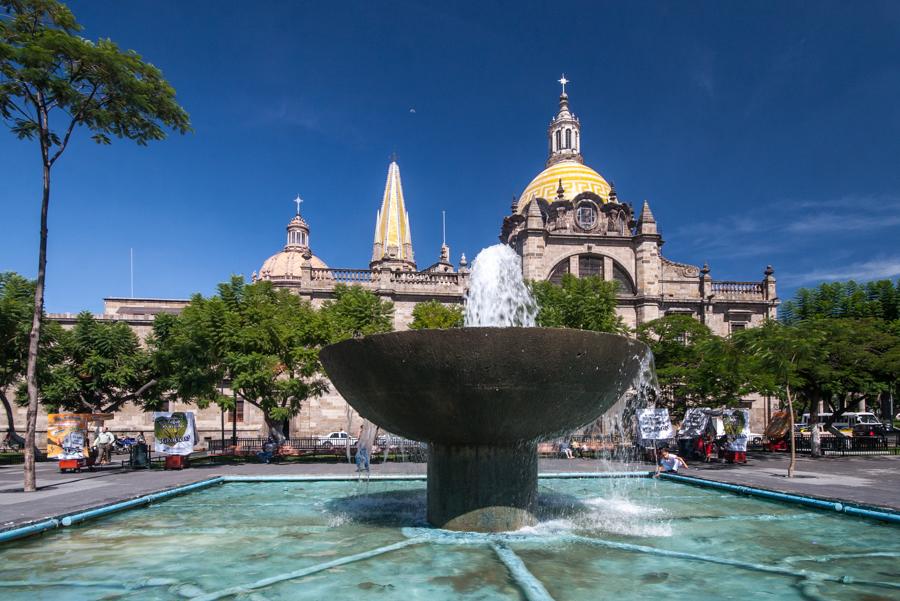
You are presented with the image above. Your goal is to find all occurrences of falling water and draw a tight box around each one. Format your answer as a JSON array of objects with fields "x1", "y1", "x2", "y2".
[{"x1": 464, "y1": 244, "x2": 538, "y2": 327}]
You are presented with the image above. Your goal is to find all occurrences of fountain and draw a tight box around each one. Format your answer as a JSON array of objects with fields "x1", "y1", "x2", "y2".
[{"x1": 320, "y1": 245, "x2": 653, "y2": 532}]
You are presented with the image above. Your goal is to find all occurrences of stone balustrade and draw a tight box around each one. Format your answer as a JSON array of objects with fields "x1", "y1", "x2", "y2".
[{"x1": 711, "y1": 280, "x2": 765, "y2": 298}]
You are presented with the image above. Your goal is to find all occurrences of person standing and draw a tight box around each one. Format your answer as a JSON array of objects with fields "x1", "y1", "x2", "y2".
[{"x1": 93, "y1": 427, "x2": 116, "y2": 465}]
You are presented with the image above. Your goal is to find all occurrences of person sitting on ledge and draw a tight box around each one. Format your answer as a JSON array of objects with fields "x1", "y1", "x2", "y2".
[
  {"x1": 654, "y1": 447, "x2": 687, "y2": 478},
  {"x1": 257, "y1": 437, "x2": 278, "y2": 464}
]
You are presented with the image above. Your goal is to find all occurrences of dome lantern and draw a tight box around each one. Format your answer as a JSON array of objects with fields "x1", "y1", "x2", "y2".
[{"x1": 547, "y1": 74, "x2": 583, "y2": 167}]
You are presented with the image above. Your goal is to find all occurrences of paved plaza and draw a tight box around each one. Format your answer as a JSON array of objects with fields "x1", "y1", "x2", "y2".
[{"x1": 1, "y1": 453, "x2": 898, "y2": 534}]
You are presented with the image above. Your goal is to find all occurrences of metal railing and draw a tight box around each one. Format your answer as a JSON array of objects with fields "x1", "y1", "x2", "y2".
[
  {"x1": 206, "y1": 436, "x2": 428, "y2": 461},
  {"x1": 755, "y1": 432, "x2": 900, "y2": 456}
]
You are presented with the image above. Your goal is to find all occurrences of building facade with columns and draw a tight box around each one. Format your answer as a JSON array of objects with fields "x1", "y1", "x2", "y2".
[{"x1": 7, "y1": 80, "x2": 779, "y2": 445}]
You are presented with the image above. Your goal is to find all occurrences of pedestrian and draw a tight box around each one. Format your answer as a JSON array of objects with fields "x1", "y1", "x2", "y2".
[
  {"x1": 559, "y1": 439, "x2": 574, "y2": 459},
  {"x1": 653, "y1": 447, "x2": 687, "y2": 478},
  {"x1": 93, "y1": 427, "x2": 115, "y2": 465}
]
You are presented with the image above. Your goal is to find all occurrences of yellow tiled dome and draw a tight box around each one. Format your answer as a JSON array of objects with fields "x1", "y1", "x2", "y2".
[{"x1": 517, "y1": 160, "x2": 611, "y2": 213}]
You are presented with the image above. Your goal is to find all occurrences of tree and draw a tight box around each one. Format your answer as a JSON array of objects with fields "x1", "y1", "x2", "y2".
[
  {"x1": 1, "y1": 0, "x2": 190, "y2": 491},
  {"x1": 781, "y1": 280, "x2": 900, "y2": 324},
  {"x1": 38, "y1": 312, "x2": 160, "y2": 413},
  {"x1": 736, "y1": 320, "x2": 826, "y2": 476},
  {"x1": 0, "y1": 272, "x2": 61, "y2": 447},
  {"x1": 637, "y1": 314, "x2": 751, "y2": 420},
  {"x1": 529, "y1": 274, "x2": 626, "y2": 333},
  {"x1": 321, "y1": 284, "x2": 394, "y2": 341},
  {"x1": 409, "y1": 300, "x2": 463, "y2": 330},
  {"x1": 158, "y1": 277, "x2": 331, "y2": 442}
]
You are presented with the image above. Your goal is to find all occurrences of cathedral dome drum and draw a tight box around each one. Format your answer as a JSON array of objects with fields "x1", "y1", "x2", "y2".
[{"x1": 517, "y1": 160, "x2": 611, "y2": 213}]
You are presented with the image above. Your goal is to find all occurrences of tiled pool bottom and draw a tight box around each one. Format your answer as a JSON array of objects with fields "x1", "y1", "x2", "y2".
[{"x1": 1, "y1": 478, "x2": 899, "y2": 600}]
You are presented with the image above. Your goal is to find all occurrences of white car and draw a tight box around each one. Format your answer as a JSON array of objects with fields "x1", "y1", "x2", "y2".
[{"x1": 317, "y1": 431, "x2": 357, "y2": 448}]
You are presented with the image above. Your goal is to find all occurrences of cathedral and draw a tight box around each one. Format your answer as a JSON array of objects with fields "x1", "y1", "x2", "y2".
[{"x1": 14, "y1": 78, "x2": 780, "y2": 443}]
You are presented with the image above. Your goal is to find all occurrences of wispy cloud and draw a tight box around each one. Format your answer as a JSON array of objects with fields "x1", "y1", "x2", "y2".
[
  {"x1": 781, "y1": 257, "x2": 900, "y2": 286},
  {"x1": 669, "y1": 193, "x2": 900, "y2": 255}
]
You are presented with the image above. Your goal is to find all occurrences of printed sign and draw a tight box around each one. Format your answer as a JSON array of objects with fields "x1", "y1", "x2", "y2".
[
  {"x1": 637, "y1": 408, "x2": 674, "y2": 442},
  {"x1": 47, "y1": 414, "x2": 90, "y2": 459},
  {"x1": 723, "y1": 409, "x2": 751, "y2": 451},
  {"x1": 153, "y1": 411, "x2": 197, "y2": 456},
  {"x1": 765, "y1": 410, "x2": 791, "y2": 440},
  {"x1": 678, "y1": 408, "x2": 710, "y2": 438}
]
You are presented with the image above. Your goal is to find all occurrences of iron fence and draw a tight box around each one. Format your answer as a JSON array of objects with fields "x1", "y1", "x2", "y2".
[
  {"x1": 206, "y1": 436, "x2": 428, "y2": 462},
  {"x1": 756, "y1": 432, "x2": 900, "y2": 456}
]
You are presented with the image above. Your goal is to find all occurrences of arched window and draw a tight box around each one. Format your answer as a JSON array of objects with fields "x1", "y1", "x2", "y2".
[
  {"x1": 555, "y1": 130, "x2": 561, "y2": 151},
  {"x1": 578, "y1": 255, "x2": 603, "y2": 278},
  {"x1": 565, "y1": 129, "x2": 571, "y2": 149},
  {"x1": 548, "y1": 260, "x2": 569, "y2": 285},
  {"x1": 613, "y1": 264, "x2": 635, "y2": 294}
]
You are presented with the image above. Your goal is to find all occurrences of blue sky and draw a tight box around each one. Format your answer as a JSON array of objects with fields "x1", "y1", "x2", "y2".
[{"x1": 2, "y1": 1, "x2": 900, "y2": 312}]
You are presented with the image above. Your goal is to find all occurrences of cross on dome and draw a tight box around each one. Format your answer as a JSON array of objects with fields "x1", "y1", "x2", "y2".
[
  {"x1": 294, "y1": 194, "x2": 303, "y2": 215},
  {"x1": 558, "y1": 74, "x2": 569, "y2": 95}
]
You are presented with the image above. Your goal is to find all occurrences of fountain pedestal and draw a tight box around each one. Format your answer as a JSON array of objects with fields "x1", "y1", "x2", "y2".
[
  {"x1": 319, "y1": 328, "x2": 652, "y2": 533},
  {"x1": 427, "y1": 442, "x2": 538, "y2": 531}
]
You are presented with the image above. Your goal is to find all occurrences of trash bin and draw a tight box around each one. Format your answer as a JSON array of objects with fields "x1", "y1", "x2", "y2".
[{"x1": 130, "y1": 443, "x2": 150, "y2": 468}]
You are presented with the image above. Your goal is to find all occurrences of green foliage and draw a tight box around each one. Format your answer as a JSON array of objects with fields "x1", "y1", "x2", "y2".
[
  {"x1": 0, "y1": 0, "x2": 191, "y2": 164},
  {"x1": 409, "y1": 300, "x2": 463, "y2": 330},
  {"x1": 636, "y1": 314, "x2": 751, "y2": 418},
  {"x1": 0, "y1": 272, "x2": 62, "y2": 393},
  {"x1": 39, "y1": 312, "x2": 156, "y2": 413},
  {"x1": 529, "y1": 274, "x2": 625, "y2": 333},
  {"x1": 781, "y1": 280, "x2": 900, "y2": 324},
  {"x1": 155, "y1": 277, "x2": 332, "y2": 435},
  {"x1": 321, "y1": 284, "x2": 394, "y2": 341}
]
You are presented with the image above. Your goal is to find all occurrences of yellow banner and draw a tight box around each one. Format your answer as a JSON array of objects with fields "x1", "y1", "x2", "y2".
[{"x1": 47, "y1": 413, "x2": 90, "y2": 459}]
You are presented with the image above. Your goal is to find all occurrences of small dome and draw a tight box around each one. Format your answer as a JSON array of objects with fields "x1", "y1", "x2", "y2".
[
  {"x1": 258, "y1": 249, "x2": 329, "y2": 281},
  {"x1": 518, "y1": 160, "x2": 611, "y2": 213}
]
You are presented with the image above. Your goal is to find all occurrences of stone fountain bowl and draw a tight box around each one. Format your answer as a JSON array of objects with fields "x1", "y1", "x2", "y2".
[{"x1": 319, "y1": 327, "x2": 651, "y2": 445}]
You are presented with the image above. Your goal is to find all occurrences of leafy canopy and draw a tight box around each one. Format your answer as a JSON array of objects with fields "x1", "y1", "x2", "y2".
[
  {"x1": 529, "y1": 274, "x2": 625, "y2": 333},
  {"x1": 0, "y1": 0, "x2": 191, "y2": 162},
  {"x1": 155, "y1": 277, "x2": 332, "y2": 432},
  {"x1": 39, "y1": 311, "x2": 158, "y2": 413},
  {"x1": 409, "y1": 300, "x2": 463, "y2": 330},
  {"x1": 321, "y1": 284, "x2": 394, "y2": 341}
]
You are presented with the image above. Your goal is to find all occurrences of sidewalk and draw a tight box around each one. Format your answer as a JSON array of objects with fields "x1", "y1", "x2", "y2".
[{"x1": 1, "y1": 453, "x2": 898, "y2": 532}]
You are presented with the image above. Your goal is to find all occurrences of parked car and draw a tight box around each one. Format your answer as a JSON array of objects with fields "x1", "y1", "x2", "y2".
[{"x1": 317, "y1": 431, "x2": 357, "y2": 448}]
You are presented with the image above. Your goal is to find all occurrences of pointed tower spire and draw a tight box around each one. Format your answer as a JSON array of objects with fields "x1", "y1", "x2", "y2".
[
  {"x1": 371, "y1": 158, "x2": 416, "y2": 270},
  {"x1": 637, "y1": 200, "x2": 657, "y2": 235},
  {"x1": 547, "y1": 74, "x2": 583, "y2": 167}
]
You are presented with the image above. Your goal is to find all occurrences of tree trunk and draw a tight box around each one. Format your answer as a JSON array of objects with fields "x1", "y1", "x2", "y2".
[
  {"x1": 0, "y1": 391, "x2": 26, "y2": 449},
  {"x1": 809, "y1": 391, "x2": 821, "y2": 458},
  {"x1": 24, "y1": 159, "x2": 51, "y2": 492},
  {"x1": 786, "y1": 384, "x2": 796, "y2": 478},
  {"x1": 262, "y1": 413, "x2": 286, "y2": 444}
]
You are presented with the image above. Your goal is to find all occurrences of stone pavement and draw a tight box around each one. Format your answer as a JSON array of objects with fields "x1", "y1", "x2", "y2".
[{"x1": 1, "y1": 452, "x2": 898, "y2": 532}]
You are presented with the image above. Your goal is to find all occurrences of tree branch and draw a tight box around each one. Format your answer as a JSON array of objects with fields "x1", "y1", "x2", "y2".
[{"x1": 49, "y1": 82, "x2": 99, "y2": 166}]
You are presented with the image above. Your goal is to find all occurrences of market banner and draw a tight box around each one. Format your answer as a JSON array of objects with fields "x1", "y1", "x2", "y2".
[
  {"x1": 678, "y1": 408, "x2": 710, "y2": 438},
  {"x1": 153, "y1": 411, "x2": 197, "y2": 456},
  {"x1": 723, "y1": 409, "x2": 751, "y2": 451},
  {"x1": 47, "y1": 413, "x2": 90, "y2": 459},
  {"x1": 765, "y1": 410, "x2": 792, "y2": 440},
  {"x1": 637, "y1": 408, "x2": 674, "y2": 443}
]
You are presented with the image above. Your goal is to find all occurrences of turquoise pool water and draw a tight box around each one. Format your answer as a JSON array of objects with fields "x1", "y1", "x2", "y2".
[{"x1": 1, "y1": 478, "x2": 898, "y2": 600}]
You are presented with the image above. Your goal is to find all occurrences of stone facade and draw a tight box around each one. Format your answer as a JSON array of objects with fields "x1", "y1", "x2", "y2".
[{"x1": 3, "y1": 81, "x2": 780, "y2": 445}]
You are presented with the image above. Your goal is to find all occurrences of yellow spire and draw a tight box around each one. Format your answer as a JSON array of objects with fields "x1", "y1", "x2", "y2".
[{"x1": 372, "y1": 159, "x2": 415, "y2": 269}]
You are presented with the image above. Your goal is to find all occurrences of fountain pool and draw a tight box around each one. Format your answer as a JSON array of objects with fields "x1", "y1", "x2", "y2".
[{"x1": 1, "y1": 476, "x2": 898, "y2": 600}]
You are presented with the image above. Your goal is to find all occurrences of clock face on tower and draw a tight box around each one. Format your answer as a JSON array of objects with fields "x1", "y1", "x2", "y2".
[{"x1": 576, "y1": 204, "x2": 597, "y2": 229}]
